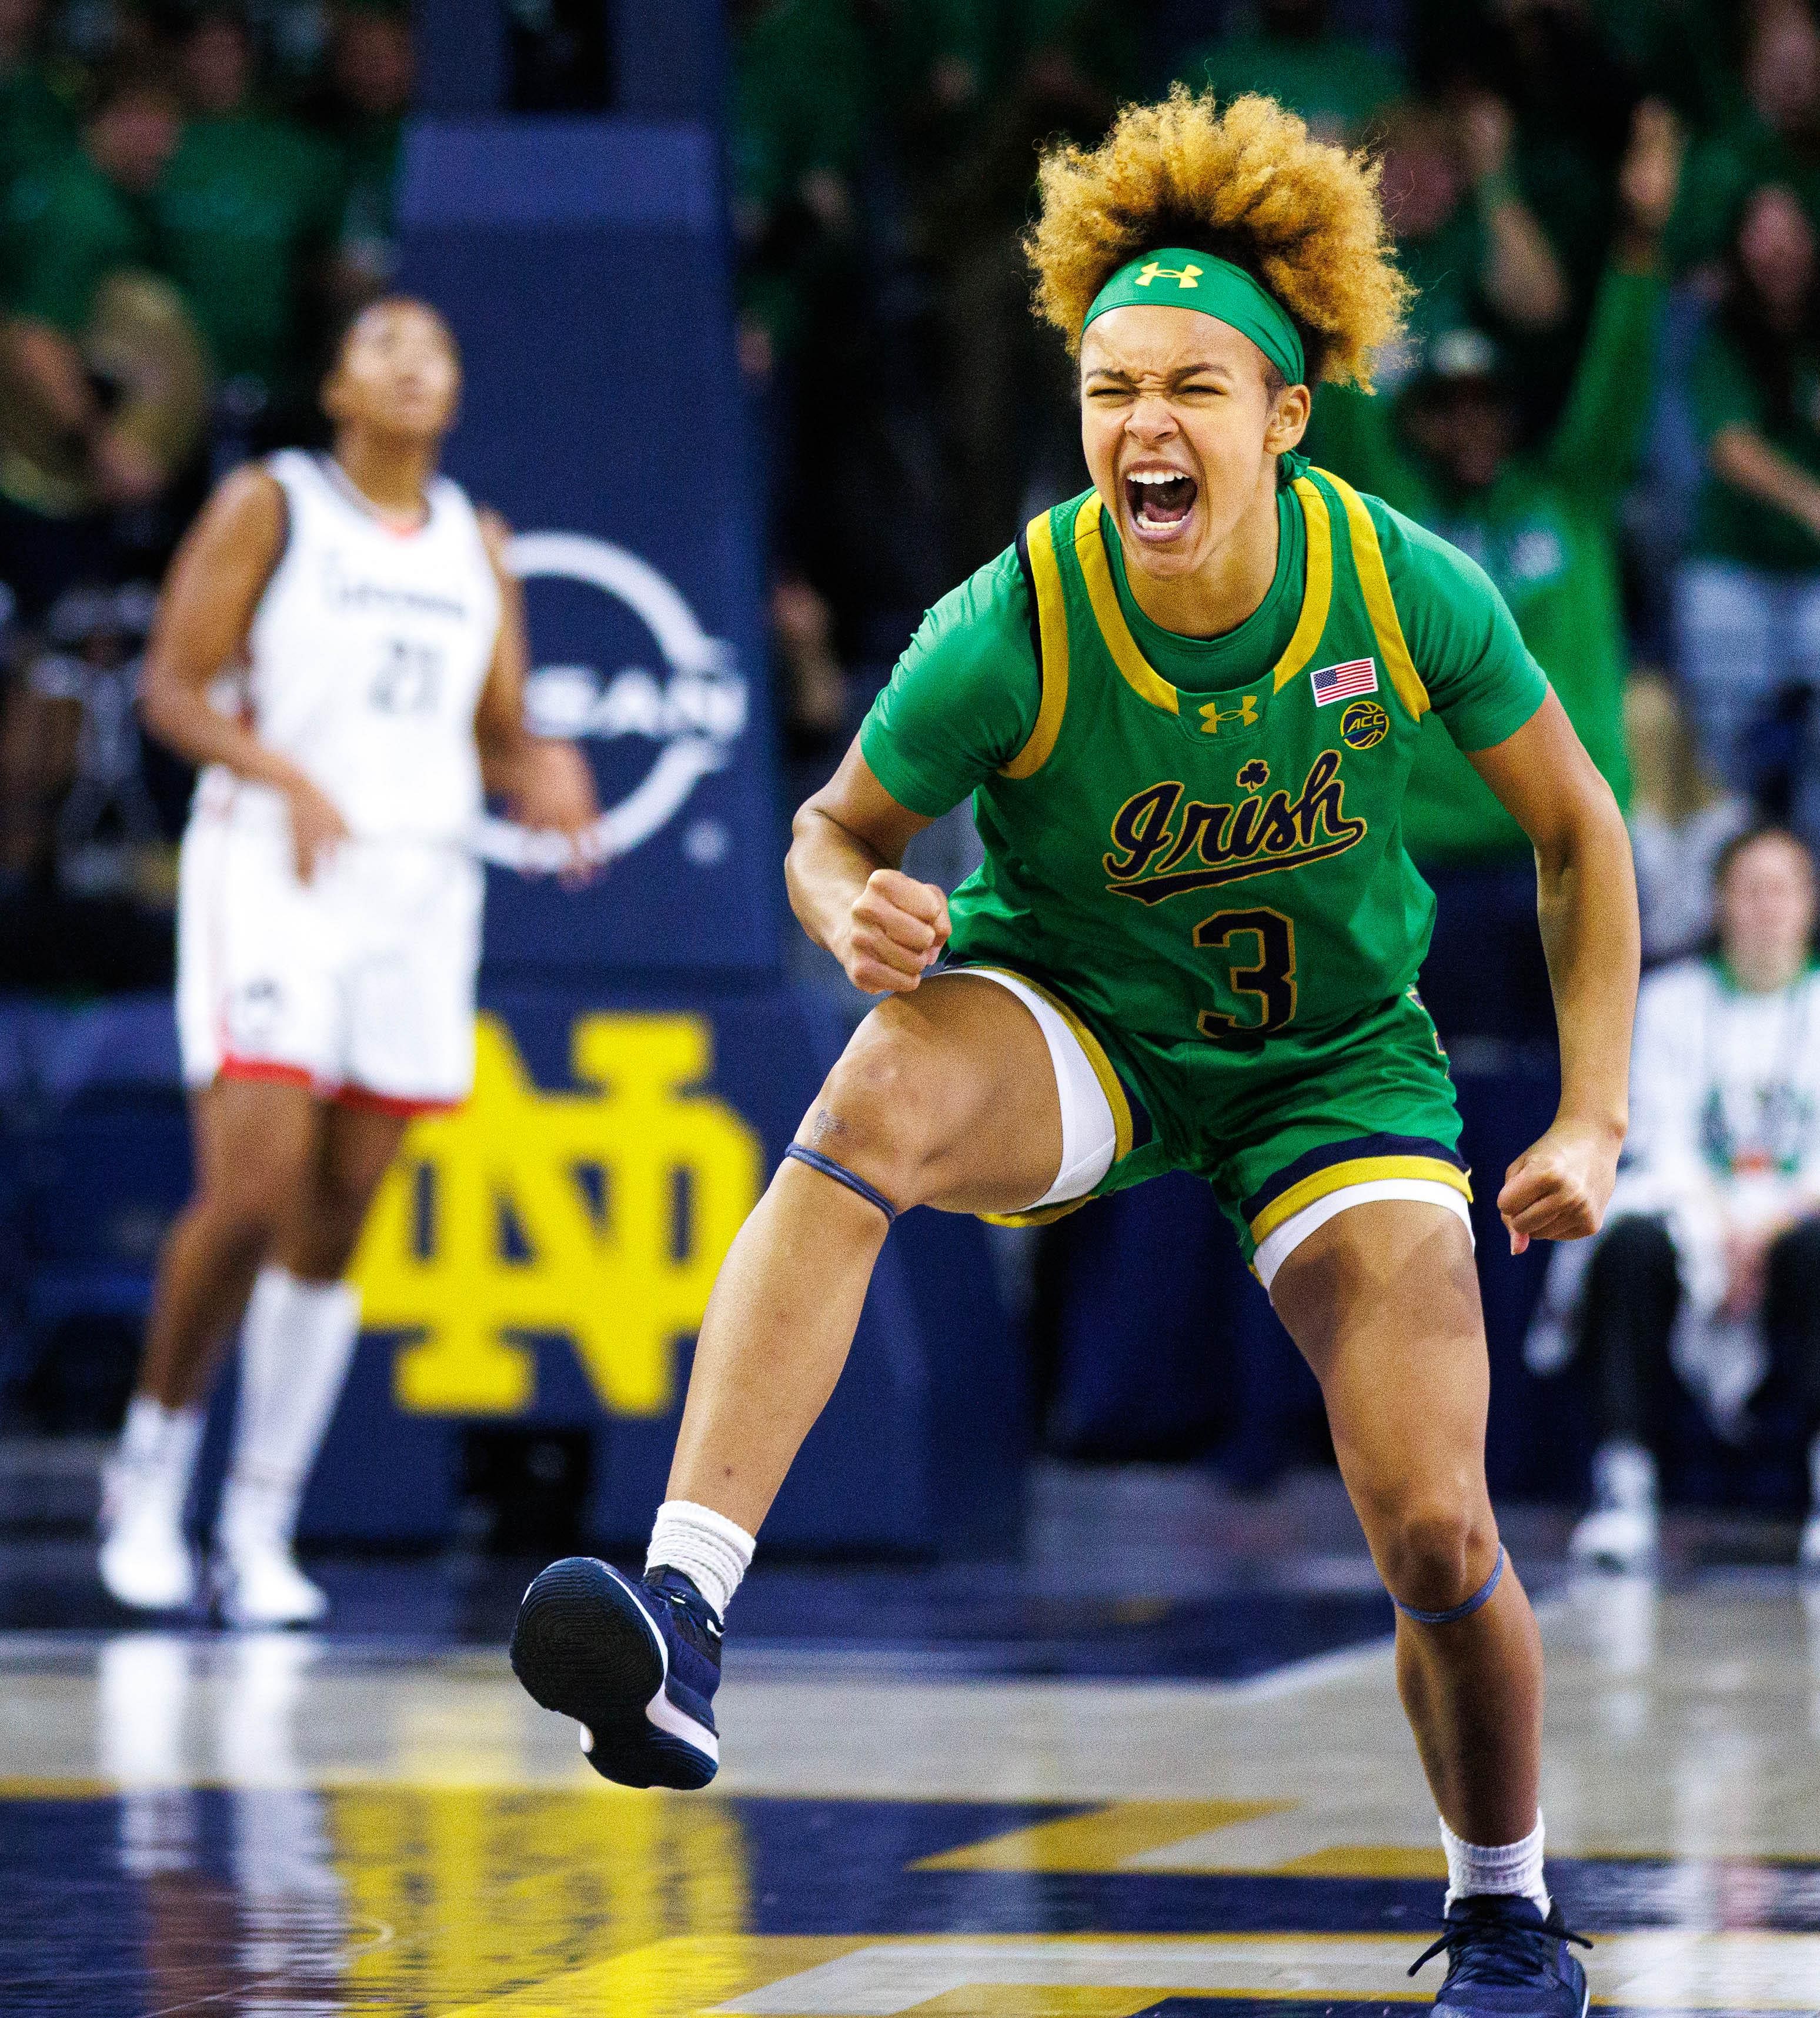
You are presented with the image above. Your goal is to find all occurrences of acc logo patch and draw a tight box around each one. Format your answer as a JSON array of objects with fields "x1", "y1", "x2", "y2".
[{"x1": 1340, "y1": 699, "x2": 1389, "y2": 750}]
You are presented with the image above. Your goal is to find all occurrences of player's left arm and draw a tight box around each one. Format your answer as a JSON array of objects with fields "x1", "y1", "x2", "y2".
[
  {"x1": 1468, "y1": 693, "x2": 1639, "y2": 1253},
  {"x1": 471, "y1": 507, "x2": 599, "y2": 851}
]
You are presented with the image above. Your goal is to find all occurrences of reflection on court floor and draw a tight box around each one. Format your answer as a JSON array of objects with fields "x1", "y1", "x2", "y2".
[{"x1": 2, "y1": 1568, "x2": 1819, "y2": 2013}]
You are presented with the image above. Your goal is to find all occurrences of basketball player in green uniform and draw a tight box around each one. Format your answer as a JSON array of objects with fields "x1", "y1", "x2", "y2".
[{"x1": 513, "y1": 90, "x2": 1635, "y2": 2014}]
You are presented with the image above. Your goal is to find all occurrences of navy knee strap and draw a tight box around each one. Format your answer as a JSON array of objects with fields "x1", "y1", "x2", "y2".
[
  {"x1": 1391, "y1": 1543, "x2": 1506, "y2": 1626},
  {"x1": 783, "y1": 1145, "x2": 899, "y2": 1225}
]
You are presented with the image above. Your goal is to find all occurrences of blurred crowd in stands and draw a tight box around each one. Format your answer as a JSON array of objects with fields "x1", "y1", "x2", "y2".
[
  {"x1": 0, "y1": 0, "x2": 418, "y2": 990},
  {"x1": 2, "y1": 0, "x2": 1820, "y2": 1520},
  {"x1": 6, "y1": 0, "x2": 1820, "y2": 1012}
]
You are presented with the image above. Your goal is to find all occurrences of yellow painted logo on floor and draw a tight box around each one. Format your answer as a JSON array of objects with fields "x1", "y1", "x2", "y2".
[{"x1": 352, "y1": 1013, "x2": 762, "y2": 1415}]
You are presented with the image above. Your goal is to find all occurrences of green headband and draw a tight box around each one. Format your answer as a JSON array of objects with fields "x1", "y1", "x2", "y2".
[{"x1": 1081, "y1": 249, "x2": 1305, "y2": 386}]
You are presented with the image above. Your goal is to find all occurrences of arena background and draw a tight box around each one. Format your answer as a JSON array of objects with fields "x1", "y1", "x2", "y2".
[
  {"x1": 6, "y1": 7, "x2": 1820, "y2": 2017},
  {"x1": 1, "y1": 0, "x2": 1762, "y2": 1558}
]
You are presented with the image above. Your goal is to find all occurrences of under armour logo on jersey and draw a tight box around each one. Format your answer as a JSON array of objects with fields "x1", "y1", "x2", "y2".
[
  {"x1": 1198, "y1": 694, "x2": 1258, "y2": 734},
  {"x1": 1135, "y1": 260, "x2": 1203, "y2": 291}
]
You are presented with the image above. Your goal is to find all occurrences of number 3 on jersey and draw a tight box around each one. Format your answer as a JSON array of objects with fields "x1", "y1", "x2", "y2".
[{"x1": 1194, "y1": 908, "x2": 1297, "y2": 1043}]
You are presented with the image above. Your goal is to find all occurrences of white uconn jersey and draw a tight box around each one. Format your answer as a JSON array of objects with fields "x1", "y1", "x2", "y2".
[
  {"x1": 178, "y1": 453, "x2": 502, "y2": 1105},
  {"x1": 205, "y1": 450, "x2": 501, "y2": 843}
]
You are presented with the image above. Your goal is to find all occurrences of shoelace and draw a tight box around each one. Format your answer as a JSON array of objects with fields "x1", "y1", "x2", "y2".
[{"x1": 1408, "y1": 1909, "x2": 1591, "y2": 1988}]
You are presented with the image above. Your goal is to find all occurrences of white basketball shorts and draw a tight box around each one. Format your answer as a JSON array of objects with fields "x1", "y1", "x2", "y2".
[{"x1": 176, "y1": 811, "x2": 483, "y2": 1114}]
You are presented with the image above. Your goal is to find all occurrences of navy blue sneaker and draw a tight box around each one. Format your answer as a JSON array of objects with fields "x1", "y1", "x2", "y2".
[
  {"x1": 509, "y1": 1558, "x2": 722, "y2": 1789},
  {"x1": 1409, "y1": 1895, "x2": 1591, "y2": 2016}
]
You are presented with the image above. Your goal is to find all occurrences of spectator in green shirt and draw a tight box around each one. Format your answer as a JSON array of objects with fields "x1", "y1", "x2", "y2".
[
  {"x1": 1174, "y1": 0, "x2": 1404, "y2": 143},
  {"x1": 1668, "y1": 2, "x2": 1820, "y2": 272},
  {"x1": 1372, "y1": 93, "x2": 1572, "y2": 413},
  {"x1": 1678, "y1": 179, "x2": 1820, "y2": 844},
  {"x1": 0, "y1": 66, "x2": 186, "y2": 523},
  {"x1": 155, "y1": 9, "x2": 343, "y2": 432},
  {"x1": 1308, "y1": 99, "x2": 1682, "y2": 867}
]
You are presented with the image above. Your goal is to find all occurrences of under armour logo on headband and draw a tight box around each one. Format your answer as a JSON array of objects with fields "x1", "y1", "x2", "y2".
[{"x1": 1135, "y1": 260, "x2": 1203, "y2": 290}]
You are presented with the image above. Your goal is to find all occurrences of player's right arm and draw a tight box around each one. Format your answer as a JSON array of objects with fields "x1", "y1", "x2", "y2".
[
  {"x1": 138, "y1": 465, "x2": 349, "y2": 881},
  {"x1": 789, "y1": 544, "x2": 1041, "y2": 995},
  {"x1": 789, "y1": 744, "x2": 949, "y2": 995}
]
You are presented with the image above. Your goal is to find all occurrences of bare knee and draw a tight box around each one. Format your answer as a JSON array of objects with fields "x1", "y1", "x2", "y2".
[
  {"x1": 1372, "y1": 1493, "x2": 1499, "y2": 1615},
  {"x1": 797, "y1": 1019, "x2": 953, "y2": 1209},
  {"x1": 192, "y1": 1156, "x2": 305, "y2": 1265},
  {"x1": 282, "y1": 1178, "x2": 370, "y2": 1279}
]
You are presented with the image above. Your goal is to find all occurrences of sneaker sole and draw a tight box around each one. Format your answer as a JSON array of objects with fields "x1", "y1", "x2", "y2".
[
  {"x1": 1436, "y1": 1984, "x2": 1588, "y2": 2017},
  {"x1": 509, "y1": 1557, "x2": 717, "y2": 1790}
]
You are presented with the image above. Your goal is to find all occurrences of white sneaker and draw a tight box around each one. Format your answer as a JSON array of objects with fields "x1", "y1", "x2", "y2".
[
  {"x1": 1801, "y1": 1511, "x2": 1820, "y2": 1573},
  {"x1": 212, "y1": 1476, "x2": 326, "y2": 1628},
  {"x1": 1569, "y1": 1440, "x2": 1660, "y2": 1571},
  {"x1": 1568, "y1": 1501, "x2": 1659, "y2": 1571},
  {"x1": 212, "y1": 1539, "x2": 328, "y2": 1628},
  {"x1": 98, "y1": 1481, "x2": 197, "y2": 1612}
]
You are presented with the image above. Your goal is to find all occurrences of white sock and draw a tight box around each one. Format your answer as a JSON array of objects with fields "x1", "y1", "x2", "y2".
[
  {"x1": 218, "y1": 1267, "x2": 361, "y2": 1556},
  {"x1": 646, "y1": 1499, "x2": 755, "y2": 1619},
  {"x1": 112, "y1": 1395, "x2": 205, "y2": 1520},
  {"x1": 1441, "y1": 1812, "x2": 1549, "y2": 1916},
  {"x1": 1591, "y1": 1438, "x2": 1657, "y2": 1512}
]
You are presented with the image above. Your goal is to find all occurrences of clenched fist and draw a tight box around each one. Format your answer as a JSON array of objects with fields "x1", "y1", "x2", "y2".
[
  {"x1": 836, "y1": 868, "x2": 951, "y2": 994},
  {"x1": 1497, "y1": 1117, "x2": 1623, "y2": 1255}
]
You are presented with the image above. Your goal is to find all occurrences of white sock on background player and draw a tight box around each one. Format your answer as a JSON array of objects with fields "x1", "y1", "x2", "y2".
[
  {"x1": 646, "y1": 1499, "x2": 755, "y2": 1619},
  {"x1": 1441, "y1": 1811, "x2": 1549, "y2": 1916},
  {"x1": 215, "y1": 1267, "x2": 362, "y2": 1624},
  {"x1": 99, "y1": 1396, "x2": 207, "y2": 1609}
]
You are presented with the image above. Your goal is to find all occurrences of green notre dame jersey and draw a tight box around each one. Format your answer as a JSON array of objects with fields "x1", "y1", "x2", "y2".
[{"x1": 859, "y1": 463, "x2": 1549, "y2": 1252}]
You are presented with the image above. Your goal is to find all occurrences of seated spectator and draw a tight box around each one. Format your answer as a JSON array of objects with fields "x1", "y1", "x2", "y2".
[
  {"x1": 1527, "y1": 828, "x2": 1820, "y2": 1571},
  {"x1": 0, "y1": 64, "x2": 206, "y2": 609},
  {"x1": 1626, "y1": 673, "x2": 1751, "y2": 965},
  {"x1": 1669, "y1": 0, "x2": 1820, "y2": 272},
  {"x1": 1307, "y1": 101, "x2": 1681, "y2": 872},
  {"x1": 1174, "y1": 0, "x2": 1404, "y2": 143},
  {"x1": 155, "y1": 7, "x2": 344, "y2": 451},
  {"x1": 1677, "y1": 181, "x2": 1820, "y2": 844}
]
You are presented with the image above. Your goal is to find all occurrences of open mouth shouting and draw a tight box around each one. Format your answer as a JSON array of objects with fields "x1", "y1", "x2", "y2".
[{"x1": 1124, "y1": 462, "x2": 1200, "y2": 543}]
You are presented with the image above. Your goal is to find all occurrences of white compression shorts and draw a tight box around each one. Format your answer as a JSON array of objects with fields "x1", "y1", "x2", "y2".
[{"x1": 949, "y1": 966, "x2": 1472, "y2": 1291}]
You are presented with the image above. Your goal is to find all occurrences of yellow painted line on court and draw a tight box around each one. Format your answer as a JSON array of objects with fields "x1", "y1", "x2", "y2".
[
  {"x1": 0, "y1": 1776, "x2": 114, "y2": 1799},
  {"x1": 1275, "y1": 1845, "x2": 1448, "y2": 1879},
  {"x1": 430, "y1": 1937, "x2": 864, "y2": 2017},
  {"x1": 911, "y1": 1799, "x2": 1290, "y2": 1872}
]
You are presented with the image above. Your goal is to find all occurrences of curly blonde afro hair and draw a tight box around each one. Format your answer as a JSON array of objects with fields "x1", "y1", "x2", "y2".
[{"x1": 1026, "y1": 88, "x2": 1410, "y2": 390}]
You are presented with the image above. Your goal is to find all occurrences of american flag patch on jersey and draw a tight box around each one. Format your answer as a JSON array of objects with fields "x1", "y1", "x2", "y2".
[{"x1": 1311, "y1": 657, "x2": 1378, "y2": 705}]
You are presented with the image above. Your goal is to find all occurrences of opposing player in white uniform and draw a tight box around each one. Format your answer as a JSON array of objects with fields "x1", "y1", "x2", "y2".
[{"x1": 99, "y1": 298, "x2": 597, "y2": 1625}]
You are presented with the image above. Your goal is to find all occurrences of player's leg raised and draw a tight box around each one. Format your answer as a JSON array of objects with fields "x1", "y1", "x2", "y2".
[{"x1": 510, "y1": 968, "x2": 1076, "y2": 1786}]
